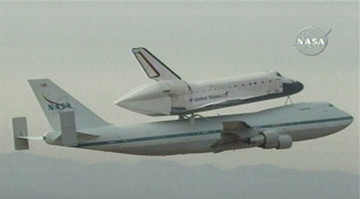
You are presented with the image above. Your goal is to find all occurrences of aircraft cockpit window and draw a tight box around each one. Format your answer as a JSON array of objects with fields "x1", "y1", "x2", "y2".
[
  {"x1": 329, "y1": 104, "x2": 334, "y2": 107},
  {"x1": 275, "y1": 72, "x2": 282, "y2": 77}
]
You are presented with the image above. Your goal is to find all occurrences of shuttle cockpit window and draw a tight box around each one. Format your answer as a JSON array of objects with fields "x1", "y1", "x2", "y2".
[{"x1": 275, "y1": 72, "x2": 282, "y2": 77}]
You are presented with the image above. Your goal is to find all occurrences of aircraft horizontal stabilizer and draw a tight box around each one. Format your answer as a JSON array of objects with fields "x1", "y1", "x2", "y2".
[
  {"x1": 15, "y1": 136, "x2": 43, "y2": 140},
  {"x1": 12, "y1": 111, "x2": 98, "y2": 150},
  {"x1": 12, "y1": 117, "x2": 30, "y2": 150}
]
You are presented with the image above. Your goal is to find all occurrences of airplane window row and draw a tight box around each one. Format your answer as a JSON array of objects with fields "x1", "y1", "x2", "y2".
[
  {"x1": 245, "y1": 80, "x2": 270, "y2": 86},
  {"x1": 192, "y1": 79, "x2": 273, "y2": 93}
]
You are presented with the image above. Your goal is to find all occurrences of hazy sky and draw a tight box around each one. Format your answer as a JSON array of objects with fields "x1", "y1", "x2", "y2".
[{"x1": 0, "y1": 1, "x2": 358, "y2": 174}]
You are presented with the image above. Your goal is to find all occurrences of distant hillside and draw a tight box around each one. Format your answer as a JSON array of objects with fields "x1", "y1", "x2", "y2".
[{"x1": 1, "y1": 153, "x2": 359, "y2": 199}]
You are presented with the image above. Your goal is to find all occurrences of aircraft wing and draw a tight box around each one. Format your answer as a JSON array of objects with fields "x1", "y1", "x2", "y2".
[
  {"x1": 190, "y1": 93, "x2": 267, "y2": 113},
  {"x1": 190, "y1": 98, "x2": 244, "y2": 113},
  {"x1": 211, "y1": 121, "x2": 257, "y2": 153},
  {"x1": 132, "y1": 47, "x2": 182, "y2": 81}
]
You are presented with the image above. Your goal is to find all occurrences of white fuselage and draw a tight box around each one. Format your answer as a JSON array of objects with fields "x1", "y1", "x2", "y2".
[
  {"x1": 44, "y1": 102, "x2": 353, "y2": 156},
  {"x1": 115, "y1": 71, "x2": 304, "y2": 116}
]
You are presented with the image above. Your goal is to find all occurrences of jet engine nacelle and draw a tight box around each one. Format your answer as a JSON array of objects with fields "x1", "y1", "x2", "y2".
[{"x1": 250, "y1": 131, "x2": 293, "y2": 149}]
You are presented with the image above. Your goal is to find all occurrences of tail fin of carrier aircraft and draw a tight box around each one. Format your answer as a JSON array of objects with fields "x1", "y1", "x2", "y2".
[{"x1": 28, "y1": 79, "x2": 110, "y2": 131}]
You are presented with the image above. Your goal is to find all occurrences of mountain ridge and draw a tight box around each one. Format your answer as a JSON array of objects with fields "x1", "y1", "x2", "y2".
[{"x1": 1, "y1": 152, "x2": 358, "y2": 199}]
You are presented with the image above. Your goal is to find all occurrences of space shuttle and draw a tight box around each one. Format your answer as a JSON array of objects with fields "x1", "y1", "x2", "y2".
[{"x1": 115, "y1": 48, "x2": 304, "y2": 116}]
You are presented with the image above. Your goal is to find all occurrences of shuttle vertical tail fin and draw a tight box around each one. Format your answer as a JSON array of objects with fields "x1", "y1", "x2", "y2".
[
  {"x1": 28, "y1": 79, "x2": 110, "y2": 131},
  {"x1": 132, "y1": 47, "x2": 182, "y2": 81}
]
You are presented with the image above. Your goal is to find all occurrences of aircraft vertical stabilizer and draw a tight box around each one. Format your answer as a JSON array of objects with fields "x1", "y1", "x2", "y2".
[
  {"x1": 28, "y1": 79, "x2": 110, "y2": 130},
  {"x1": 132, "y1": 47, "x2": 182, "y2": 81}
]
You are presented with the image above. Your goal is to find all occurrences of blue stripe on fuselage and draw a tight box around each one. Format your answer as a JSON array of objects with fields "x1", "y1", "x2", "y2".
[{"x1": 76, "y1": 116, "x2": 352, "y2": 148}]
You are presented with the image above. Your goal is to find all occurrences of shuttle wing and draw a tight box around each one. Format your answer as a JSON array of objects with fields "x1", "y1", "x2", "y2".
[
  {"x1": 191, "y1": 93, "x2": 269, "y2": 113},
  {"x1": 132, "y1": 47, "x2": 182, "y2": 81},
  {"x1": 190, "y1": 98, "x2": 244, "y2": 113},
  {"x1": 198, "y1": 99, "x2": 241, "y2": 109}
]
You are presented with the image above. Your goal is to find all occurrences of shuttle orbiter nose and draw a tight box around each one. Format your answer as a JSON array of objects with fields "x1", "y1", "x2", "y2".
[
  {"x1": 270, "y1": 72, "x2": 303, "y2": 96},
  {"x1": 282, "y1": 80, "x2": 304, "y2": 95},
  {"x1": 115, "y1": 83, "x2": 172, "y2": 116}
]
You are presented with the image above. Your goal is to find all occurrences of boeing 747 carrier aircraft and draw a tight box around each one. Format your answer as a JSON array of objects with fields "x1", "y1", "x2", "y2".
[
  {"x1": 12, "y1": 79, "x2": 352, "y2": 155},
  {"x1": 115, "y1": 48, "x2": 304, "y2": 116}
]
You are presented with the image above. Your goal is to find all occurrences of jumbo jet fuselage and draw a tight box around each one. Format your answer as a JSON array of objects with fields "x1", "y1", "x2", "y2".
[
  {"x1": 43, "y1": 102, "x2": 352, "y2": 156},
  {"x1": 13, "y1": 79, "x2": 352, "y2": 156}
]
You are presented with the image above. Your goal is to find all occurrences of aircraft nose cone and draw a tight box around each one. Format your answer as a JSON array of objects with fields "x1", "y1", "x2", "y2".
[
  {"x1": 115, "y1": 96, "x2": 129, "y2": 107},
  {"x1": 346, "y1": 115, "x2": 354, "y2": 126},
  {"x1": 283, "y1": 81, "x2": 304, "y2": 95},
  {"x1": 294, "y1": 81, "x2": 304, "y2": 92}
]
